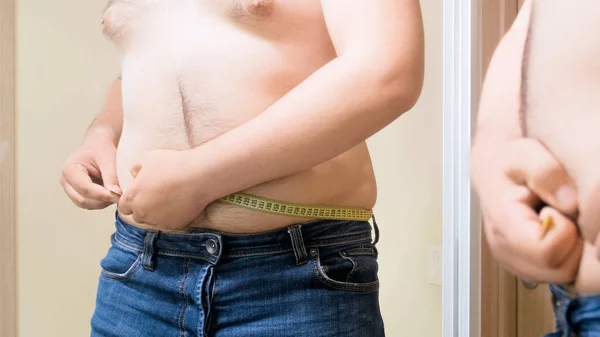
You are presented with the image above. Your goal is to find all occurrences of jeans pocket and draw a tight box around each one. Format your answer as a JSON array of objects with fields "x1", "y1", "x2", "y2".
[
  {"x1": 310, "y1": 243, "x2": 379, "y2": 293},
  {"x1": 100, "y1": 235, "x2": 142, "y2": 281}
]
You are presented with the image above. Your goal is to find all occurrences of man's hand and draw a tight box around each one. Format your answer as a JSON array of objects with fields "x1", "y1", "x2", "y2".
[
  {"x1": 60, "y1": 129, "x2": 121, "y2": 210},
  {"x1": 117, "y1": 149, "x2": 207, "y2": 230},
  {"x1": 472, "y1": 138, "x2": 583, "y2": 284}
]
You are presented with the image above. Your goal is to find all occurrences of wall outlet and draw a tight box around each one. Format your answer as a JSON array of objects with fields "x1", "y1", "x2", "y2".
[{"x1": 427, "y1": 245, "x2": 442, "y2": 286}]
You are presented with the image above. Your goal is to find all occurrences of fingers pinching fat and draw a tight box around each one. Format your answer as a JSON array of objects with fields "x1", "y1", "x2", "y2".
[
  {"x1": 504, "y1": 139, "x2": 578, "y2": 215},
  {"x1": 64, "y1": 164, "x2": 114, "y2": 203},
  {"x1": 536, "y1": 206, "x2": 581, "y2": 268}
]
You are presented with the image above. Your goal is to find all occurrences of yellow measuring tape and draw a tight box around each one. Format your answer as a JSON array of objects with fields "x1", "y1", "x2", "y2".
[{"x1": 219, "y1": 193, "x2": 373, "y2": 221}]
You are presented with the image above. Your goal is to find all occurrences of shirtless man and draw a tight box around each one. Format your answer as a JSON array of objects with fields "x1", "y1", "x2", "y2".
[
  {"x1": 473, "y1": 0, "x2": 600, "y2": 335},
  {"x1": 59, "y1": 1, "x2": 424, "y2": 336}
]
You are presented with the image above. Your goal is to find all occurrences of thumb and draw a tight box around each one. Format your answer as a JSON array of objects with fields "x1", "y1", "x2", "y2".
[
  {"x1": 96, "y1": 154, "x2": 121, "y2": 195},
  {"x1": 536, "y1": 206, "x2": 581, "y2": 268},
  {"x1": 504, "y1": 138, "x2": 578, "y2": 215}
]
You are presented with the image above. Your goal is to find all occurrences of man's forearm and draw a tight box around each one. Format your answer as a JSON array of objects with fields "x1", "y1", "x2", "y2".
[
  {"x1": 472, "y1": 0, "x2": 533, "y2": 173},
  {"x1": 86, "y1": 78, "x2": 124, "y2": 145},
  {"x1": 189, "y1": 52, "x2": 423, "y2": 202}
]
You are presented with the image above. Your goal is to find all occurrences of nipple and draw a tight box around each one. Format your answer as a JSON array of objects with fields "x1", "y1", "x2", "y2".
[
  {"x1": 101, "y1": 14, "x2": 111, "y2": 33},
  {"x1": 243, "y1": 0, "x2": 276, "y2": 18}
]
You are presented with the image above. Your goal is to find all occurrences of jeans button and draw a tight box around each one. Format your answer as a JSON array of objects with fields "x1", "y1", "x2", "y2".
[{"x1": 206, "y1": 239, "x2": 218, "y2": 254}]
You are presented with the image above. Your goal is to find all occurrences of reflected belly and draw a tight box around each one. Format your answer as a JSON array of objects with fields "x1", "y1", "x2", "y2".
[
  {"x1": 527, "y1": 113, "x2": 600, "y2": 292},
  {"x1": 525, "y1": 1, "x2": 600, "y2": 246},
  {"x1": 525, "y1": 4, "x2": 600, "y2": 290},
  {"x1": 527, "y1": 101, "x2": 600, "y2": 244}
]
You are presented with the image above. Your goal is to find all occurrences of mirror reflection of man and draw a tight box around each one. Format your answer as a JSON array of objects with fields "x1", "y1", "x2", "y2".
[
  {"x1": 473, "y1": 1, "x2": 600, "y2": 335},
  {"x1": 60, "y1": 1, "x2": 425, "y2": 336}
]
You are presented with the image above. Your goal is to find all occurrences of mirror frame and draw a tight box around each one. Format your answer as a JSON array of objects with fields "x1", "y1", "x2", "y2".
[{"x1": 442, "y1": 1, "x2": 482, "y2": 336}]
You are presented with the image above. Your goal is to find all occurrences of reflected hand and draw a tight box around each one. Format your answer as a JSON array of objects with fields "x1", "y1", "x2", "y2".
[
  {"x1": 117, "y1": 149, "x2": 207, "y2": 230},
  {"x1": 472, "y1": 138, "x2": 582, "y2": 284}
]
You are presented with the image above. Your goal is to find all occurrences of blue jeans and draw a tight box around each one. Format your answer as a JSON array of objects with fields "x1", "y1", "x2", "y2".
[
  {"x1": 545, "y1": 284, "x2": 600, "y2": 337},
  {"x1": 91, "y1": 214, "x2": 385, "y2": 336}
]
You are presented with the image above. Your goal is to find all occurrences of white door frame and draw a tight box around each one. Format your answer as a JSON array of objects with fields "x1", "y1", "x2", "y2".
[{"x1": 442, "y1": 1, "x2": 482, "y2": 336}]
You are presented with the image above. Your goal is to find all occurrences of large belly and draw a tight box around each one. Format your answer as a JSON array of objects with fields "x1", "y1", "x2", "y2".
[
  {"x1": 526, "y1": 52, "x2": 600, "y2": 246},
  {"x1": 525, "y1": 0, "x2": 600, "y2": 243},
  {"x1": 115, "y1": 20, "x2": 377, "y2": 232},
  {"x1": 526, "y1": 94, "x2": 600, "y2": 294},
  {"x1": 528, "y1": 110, "x2": 600, "y2": 243},
  {"x1": 525, "y1": 2, "x2": 600, "y2": 291}
]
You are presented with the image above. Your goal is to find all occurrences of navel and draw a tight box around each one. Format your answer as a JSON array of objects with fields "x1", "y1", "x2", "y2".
[{"x1": 242, "y1": 0, "x2": 276, "y2": 18}]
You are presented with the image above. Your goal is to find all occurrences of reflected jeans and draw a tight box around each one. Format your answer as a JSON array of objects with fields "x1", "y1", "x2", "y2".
[
  {"x1": 90, "y1": 214, "x2": 385, "y2": 336},
  {"x1": 545, "y1": 284, "x2": 600, "y2": 337}
]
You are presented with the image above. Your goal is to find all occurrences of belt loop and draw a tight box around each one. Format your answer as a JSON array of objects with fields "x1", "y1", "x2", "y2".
[
  {"x1": 287, "y1": 225, "x2": 309, "y2": 265},
  {"x1": 142, "y1": 230, "x2": 160, "y2": 271},
  {"x1": 372, "y1": 214, "x2": 380, "y2": 246}
]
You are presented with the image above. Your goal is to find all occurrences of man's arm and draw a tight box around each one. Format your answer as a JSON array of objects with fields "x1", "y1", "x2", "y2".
[
  {"x1": 472, "y1": 0, "x2": 540, "y2": 193},
  {"x1": 188, "y1": 0, "x2": 424, "y2": 202},
  {"x1": 60, "y1": 77, "x2": 124, "y2": 209},
  {"x1": 85, "y1": 77, "x2": 123, "y2": 145}
]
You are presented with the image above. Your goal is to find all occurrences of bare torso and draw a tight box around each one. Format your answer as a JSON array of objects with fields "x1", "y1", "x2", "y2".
[
  {"x1": 525, "y1": 0, "x2": 600, "y2": 292},
  {"x1": 102, "y1": 0, "x2": 377, "y2": 233}
]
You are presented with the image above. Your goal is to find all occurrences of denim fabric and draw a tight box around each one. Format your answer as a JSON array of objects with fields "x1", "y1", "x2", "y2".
[
  {"x1": 90, "y1": 214, "x2": 385, "y2": 337},
  {"x1": 544, "y1": 284, "x2": 600, "y2": 337}
]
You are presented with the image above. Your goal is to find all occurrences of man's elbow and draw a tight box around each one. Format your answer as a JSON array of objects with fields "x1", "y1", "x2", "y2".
[
  {"x1": 389, "y1": 74, "x2": 424, "y2": 114},
  {"x1": 374, "y1": 59, "x2": 424, "y2": 115}
]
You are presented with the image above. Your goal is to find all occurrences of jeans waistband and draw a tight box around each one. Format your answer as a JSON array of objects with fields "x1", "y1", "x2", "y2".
[
  {"x1": 550, "y1": 284, "x2": 600, "y2": 300},
  {"x1": 112, "y1": 212, "x2": 378, "y2": 270}
]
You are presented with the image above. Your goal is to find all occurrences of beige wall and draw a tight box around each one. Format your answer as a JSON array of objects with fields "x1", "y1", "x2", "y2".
[
  {"x1": 17, "y1": 1, "x2": 119, "y2": 336},
  {"x1": 368, "y1": 1, "x2": 443, "y2": 335},
  {"x1": 16, "y1": 1, "x2": 442, "y2": 336}
]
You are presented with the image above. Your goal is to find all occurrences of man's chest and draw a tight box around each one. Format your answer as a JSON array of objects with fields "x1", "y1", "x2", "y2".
[{"x1": 102, "y1": 0, "x2": 326, "y2": 46}]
